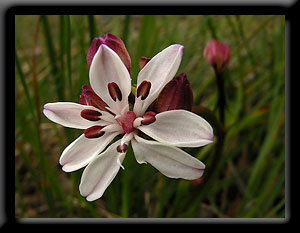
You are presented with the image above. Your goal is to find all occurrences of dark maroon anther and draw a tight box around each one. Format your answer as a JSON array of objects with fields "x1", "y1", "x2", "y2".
[
  {"x1": 81, "y1": 109, "x2": 102, "y2": 121},
  {"x1": 108, "y1": 82, "x2": 122, "y2": 101},
  {"x1": 79, "y1": 85, "x2": 109, "y2": 112},
  {"x1": 137, "y1": 80, "x2": 151, "y2": 100},
  {"x1": 84, "y1": 126, "x2": 105, "y2": 138},
  {"x1": 139, "y1": 56, "x2": 151, "y2": 70},
  {"x1": 117, "y1": 144, "x2": 128, "y2": 153},
  {"x1": 141, "y1": 111, "x2": 156, "y2": 125}
]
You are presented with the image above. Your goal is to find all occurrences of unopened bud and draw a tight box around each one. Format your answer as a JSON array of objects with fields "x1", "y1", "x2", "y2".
[
  {"x1": 79, "y1": 85, "x2": 108, "y2": 112},
  {"x1": 153, "y1": 73, "x2": 193, "y2": 113},
  {"x1": 87, "y1": 33, "x2": 131, "y2": 72},
  {"x1": 203, "y1": 40, "x2": 230, "y2": 74},
  {"x1": 139, "y1": 56, "x2": 151, "y2": 70}
]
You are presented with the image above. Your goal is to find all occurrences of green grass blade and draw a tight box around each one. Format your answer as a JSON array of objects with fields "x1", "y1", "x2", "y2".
[
  {"x1": 40, "y1": 15, "x2": 62, "y2": 100},
  {"x1": 131, "y1": 15, "x2": 157, "y2": 84},
  {"x1": 87, "y1": 15, "x2": 97, "y2": 42}
]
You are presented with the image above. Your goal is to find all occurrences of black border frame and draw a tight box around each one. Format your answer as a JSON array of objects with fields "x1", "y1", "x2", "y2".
[{"x1": 3, "y1": 1, "x2": 297, "y2": 227}]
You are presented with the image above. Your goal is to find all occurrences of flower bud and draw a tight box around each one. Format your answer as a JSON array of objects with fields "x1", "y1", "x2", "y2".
[
  {"x1": 87, "y1": 33, "x2": 131, "y2": 72},
  {"x1": 152, "y1": 73, "x2": 194, "y2": 113},
  {"x1": 79, "y1": 85, "x2": 108, "y2": 112},
  {"x1": 139, "y1": 56, "x2": 151, "y2": 70},
  {"x1": 203, "y1": 40, "x2": 230, "y2": 74}
]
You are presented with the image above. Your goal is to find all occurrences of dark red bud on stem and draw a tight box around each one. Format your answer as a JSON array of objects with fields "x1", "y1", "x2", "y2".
[
  {"x1": 87, "y1": 33, "x2": 131, "y2": 72},
  {"x1": 139, "y1": 56, "x2": 151, "y2": 70},
  {"x1": 79, "y1": 85, "x2": 109, "y2": 112},
  {"x1": 154, "y1": 73, "x2": 193, "y2": 113},
  {"x1": 203, "y1": 40, "x2": 230, "y2": 74}
]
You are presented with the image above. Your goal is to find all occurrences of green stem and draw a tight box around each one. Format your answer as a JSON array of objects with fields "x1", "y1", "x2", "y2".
[
  {"x1": 122, "y1": 15, "x2": 130, "y2": 46},
  {"x1": 215, "y1": 71, "x2": 226, "y2": 127},
  {"x1": 192, "y1": 106, "x2": 225, "y2": 185},
  {"x1": 187, "y1": 105, "x2": 226, "y2": 215},
  {"x1": 41, "y1": 15, "x2": 62, "y2": 100},
  {"x1": 66, "y1": 15, "x2": 73, "y2": 100},
  {"x1": 87, "y1": 15, "x2": 96, "y2": 42}
]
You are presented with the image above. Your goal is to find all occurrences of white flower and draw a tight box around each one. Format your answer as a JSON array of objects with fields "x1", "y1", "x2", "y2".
[{"x1": 43, "y1": 44, "x2": 214, "y2": 201}]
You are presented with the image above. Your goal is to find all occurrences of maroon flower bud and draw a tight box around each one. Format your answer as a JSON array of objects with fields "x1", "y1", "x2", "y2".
[
  {"x1": 139, "y1": 56, "x2": 151, "y2": 70},
  {"x1": 87, "y1": 33, "x2": 131, "y2": 72},
  {"x1": 79, "y1": 85, "x2": 108, "y2": 112},
  {"x1": 153, "y1": 73, "x2": 194, "y2": 113},
  {"x1": 203, "y1": 40, "x2": 230, "y2": 74}
]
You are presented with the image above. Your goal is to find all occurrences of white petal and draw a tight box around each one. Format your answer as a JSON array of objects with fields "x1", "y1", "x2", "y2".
[
  {"x1": 79, "y1": 139, "x2": 126, "y2": 201},
  {"x1": 43, "y1": 102, "x2": 100, "y2": 129},
  {"x1": 102, "y1": 123, "x2": 123, "y2": 134},
  {"x1": 100, "y1": 111, "x2": 117, "y2": 124},
  {"x1": 89, "y1": 44, "x2": 131, "y2": 115},
  {"x1": 138, "y1": 110, "x2": 214, "y2": 147},
  {"x1": 134, "y1": 44, "x2": 184, "y2": 116},
  {"x1": 59, "y1": 132, "x2": 119, "y2": 172},
  {"x1": 120, "y1": 132, "x2": 134, "y2": 145},
  {"x1": 132, "y1": 135, "x2": 205, "y2": 180}
]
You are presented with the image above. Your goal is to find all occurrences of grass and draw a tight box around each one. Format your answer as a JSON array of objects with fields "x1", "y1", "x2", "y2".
[{"x1": 15, "y1": 15, "x2": 285, "y2": 218}]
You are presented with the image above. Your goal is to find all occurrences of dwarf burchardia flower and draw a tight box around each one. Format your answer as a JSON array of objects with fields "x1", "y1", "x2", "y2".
[{"x1": 43, "y1": 34, "x2": 214, "y2": 201}]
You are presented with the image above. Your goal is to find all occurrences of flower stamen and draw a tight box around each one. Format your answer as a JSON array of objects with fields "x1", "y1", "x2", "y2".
[
  {"x1": 81, "y1": 109, "x2": 102, "y2": 121},
  {"x1": 84, "y1": 125, "x2": 105, "y2": 138},
  {"x1": 137, "y1": 80, "x2": 151, "y2": 100},
  {"x1": 117, "y1": 143, "x2": 128, "y2": 153},
  {"x1": 108, "y1": 82, "x2": 122, "y2": 101},
  {"x1": 141, "y1": 111, "x2": 156, "y2": 125}
]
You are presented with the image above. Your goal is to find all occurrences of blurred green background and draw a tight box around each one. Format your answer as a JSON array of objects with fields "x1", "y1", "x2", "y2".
[{"x1": 15, "y1": 15, "x2": 285, "y2": 218}]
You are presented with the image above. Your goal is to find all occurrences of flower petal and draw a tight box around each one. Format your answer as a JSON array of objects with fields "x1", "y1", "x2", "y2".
[
  {"x1": 138, "y1": 109, "x2": 214, "y2": 147},
  {"x1": 89, "y1": 44, "x2": 131, "y2": 115},
  {"x1": 134, "y1": 44, "x2": 184, "y2": 116},
  {"x1": 59, "y1": 132, "x2": 119, "y2": 172},
  {"x1": 132, "y1": 135, "x2": 205, "y2": 180},
  {"x1": 79, "y1": 139, "x2": 125, "y2": 201},
  {"x1": 43, "y1": 102, "x2": 101, "y2": 129}
]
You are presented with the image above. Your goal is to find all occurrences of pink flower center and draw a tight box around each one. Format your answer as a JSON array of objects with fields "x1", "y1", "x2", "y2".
[
  {"x1": 116, "y1": 111, "x2": 137, "y2": 134},
  {"x1": 81, "y1": 109, "x2": 156, "y2": 139}
]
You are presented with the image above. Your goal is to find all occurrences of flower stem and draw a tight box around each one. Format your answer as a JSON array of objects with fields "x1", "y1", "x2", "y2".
[{"x1": 215, "y1": 71, "x2": 226, "y2": 127}]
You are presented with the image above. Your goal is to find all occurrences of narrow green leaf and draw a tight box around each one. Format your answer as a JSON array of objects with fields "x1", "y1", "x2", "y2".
[
  {"x1": 132, "y1": 15, "x2": 157, "y2": 84},
  {"x1": 87, "y1": 15, "x2": 96, "y2": 42},
  {"x1": 40, "y1": 15, "x2": 62, "y2": 100}
]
